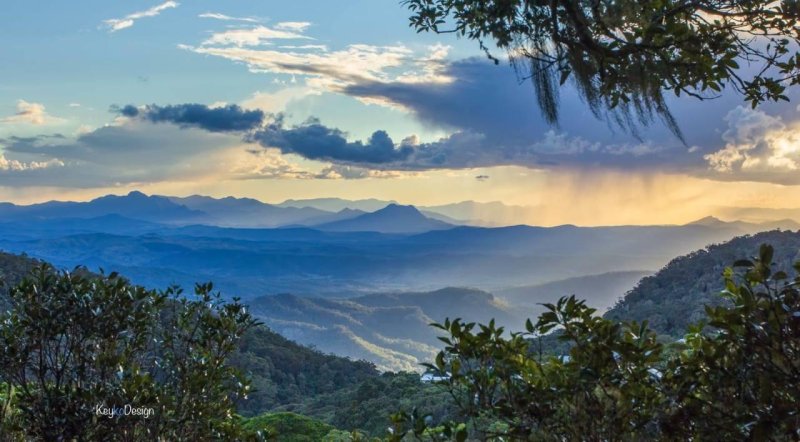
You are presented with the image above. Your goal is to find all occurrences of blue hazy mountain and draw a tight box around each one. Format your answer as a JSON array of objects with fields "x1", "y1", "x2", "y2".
[
  {"x1": 0, "y1": 192, "x2": 372, "y2": 229},
  {"x1": 1, "y1": 215, "x2": 793, "y2": 300},
  {"x1": 274, "y1": 197, "x2": 533, "y2": 226},
  {"x1": 276, "y1": 198, "x2": 397, "y2": 213},
  {"x1": 315, "y1": 204, "x2": 452, "y2": 233},
  {"x1": 0, "y1": 214, "x2": 162, "y2": 240},
  {"x1": 0, "y1": 192, "x2": 796, "y2": 300},
  {"x1": 1, "y1": 192, "x2": 798, "y2": 369},
  {"x1": 0, "y1": 191, "x2": 205, "y2": 224},
  {"x1": 167, "y1": 194, "x2": 347, "y2": 228}
]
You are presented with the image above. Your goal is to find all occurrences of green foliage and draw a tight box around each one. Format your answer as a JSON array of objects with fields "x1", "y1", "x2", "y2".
[
  {"x1": 0, "y1": 251, "x2": 44, "y2": 312},
  {"x1": 233, "y1": 325, "x2": 378, "y2": 416},
  {"x1": 661, "y1": 243, "x2": 800, "y2": 439},
  {"x1": 242, "y1": 412, "x2": 334, "y2": 441},
  {"x1": 285, "y1": 372, "x2": 456, "y2": 437},
  {"x1": 0, "y1": 264, "x2": 256, "y2": 440},
  {"x1": 406, "y1": 242, "x2": 800, "y2": 440},
  {"x1": 405, "y1": 0, "x2": 800, "y2": 138},
  {"x1": 424, "y1": 299, "x2": 663, "y2": 440}
]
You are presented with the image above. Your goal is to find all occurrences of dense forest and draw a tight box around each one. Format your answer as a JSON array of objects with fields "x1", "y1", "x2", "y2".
[
  {"x1": 605, "y1": 230, "x2": 800, "y2": 336},
  {"x1": 2, "y1": 229, "x2": 800, "y2": 439},
  {"x1": 0, "y1": 251, "x2": 448, "y2": 439}
]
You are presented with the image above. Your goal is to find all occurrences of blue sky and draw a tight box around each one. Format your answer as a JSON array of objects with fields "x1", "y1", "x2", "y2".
[{"x1": 1, "y1": 1, "x2": 799, "y2": 225}]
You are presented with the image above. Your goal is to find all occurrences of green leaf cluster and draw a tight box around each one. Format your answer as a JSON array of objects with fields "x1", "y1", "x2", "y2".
[
  {"x1": 0, "y1": 265, "x2": 257, "y2": 441},
  {"x1": 405, "y1": 0, "x2": 800, "y2": 139},
  {"x1": 404, "y1": 243, "x2": 800, "y2": 440}
]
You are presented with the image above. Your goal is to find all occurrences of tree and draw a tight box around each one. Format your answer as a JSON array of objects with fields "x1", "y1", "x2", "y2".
[
  {"x1": 662, "y1": 244, "x2": 800, "y2": 440},
  {"x1": 406, "y1": 243, "x2": 800, "y2": 440},
  {"x1": 404, "y1": 0, "x2": 800, "y2": 139},
  {"x1": 0, "y1": 265, "x2": 257, "y2": 441}
]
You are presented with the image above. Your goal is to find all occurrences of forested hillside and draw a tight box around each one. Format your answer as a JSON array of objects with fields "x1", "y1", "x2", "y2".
[
  {"x1": 232, "y1": 325, "x2": 378, "y2": 416},
  {"x1": 605, "y1": 230, "x2": 800, "y2": 336}
]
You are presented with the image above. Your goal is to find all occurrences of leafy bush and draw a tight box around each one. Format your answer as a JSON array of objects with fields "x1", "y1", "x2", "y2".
[
  {"x1": 0, "y1": 265, "x2": 256, "y2": 440},
  {"x1": 242, "y1": 412, "x2": 334, "y2": 441},
  {"x1": 401, "y1": 243, "x2": 800, "y2": 440}
]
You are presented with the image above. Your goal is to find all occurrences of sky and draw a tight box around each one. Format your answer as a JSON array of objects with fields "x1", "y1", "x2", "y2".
[{"x1": 1, "y1": 0, "x2": 799, "y2": 226}]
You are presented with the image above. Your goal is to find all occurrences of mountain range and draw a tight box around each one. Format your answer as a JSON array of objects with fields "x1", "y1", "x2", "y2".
[{"x1": 1, "y1": 191, "x2": 799, "y2": 370}]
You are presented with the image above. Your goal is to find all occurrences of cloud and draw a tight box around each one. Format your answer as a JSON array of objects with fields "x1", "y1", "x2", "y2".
[
  {"x1": 702, "y1": 106, "x2": 800, "y2": 183},
  {"x1": 103, "y1": 1, "x2": 178, "y2": 32},
  {"x1": 0, "y1": 152, "x2": 63, "y2": 171},
  {"x1": 240, "y1": 87, "x2": 322, "y2": 113},
  {"x1": 181, "y1": 31, "x2": 448, "y2": 96},
  {"x1": 230, "y1": 148, "x2": 319, "y2": 180},
  {"x1": 249, "y1": 118, "x2": 413, "y2": 165},
  {"x1": 198, "y1": 12, "x2": 259, "y2": 23},
  {"x1": 248, "y1": 115, "x2": 683, "y2": 172},
  {"x1": 0, "y1": 120, "x2": 241, "y2": 187},
  {"x1": 316, "y1": 164, "x2": 407, "y2": 179},
  {"x1": 274, "y1": 22, "x2": 311, "y2": 32},
  {"x1": 115, "y1": 103, "x2": 265, "y2": 132},
  {"x1": 229, "y1": 149, "x2": 405, "y2": 180},
  {"x1": 178, "y1": 17, "x2": 800, "y2": 184},
  {"x1": 200, "y1": 25, "x2": 310, "y2": 47},
  {"x1": 1, "y1": 100, "x2": 64, "y2": 126}
]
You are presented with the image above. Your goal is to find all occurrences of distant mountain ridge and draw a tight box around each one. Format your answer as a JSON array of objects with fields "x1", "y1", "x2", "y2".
[
  {"x1": 315, "y1": 204, "x2": 452, "y2": 234},
  {"x1": 0, "y1": 191, "x2": 205, "y2": 224},
  {"x1": 686, "y1": 215, "x2": 800, "y2": 231},
  {"x1": 2, "y1": 192, "x2": 798, "y2": 232},
  {"x1": 276, "y1": 197, "x2": 537, "y2": 226},
  {"x1": 0, "y1": 192, "x2": 458, "y2": 232},
  {"x1": 167, "y1": 194, "x2": 332, "y2": 228}
]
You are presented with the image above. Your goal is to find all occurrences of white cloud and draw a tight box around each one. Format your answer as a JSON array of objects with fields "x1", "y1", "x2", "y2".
[
  {"x1": 229, "y1": 148, "x2": 319, "y2": 180},
  {"x1": 228, "y1": 148, "x2": 410, "y2": 180},
  {"x1": 1, "y1": 100, "x2": 64, "y2": 126},
  {"x1": 198, "y1": 12, "x2": 259, "y2": 23},
  {"x1": 0, "y1": 152, "x2": 63, "y2": 171},
  {"x1": 704, "y1": 106, "x2": 800, "y2": 178},
  {"x1": 240, "y1": 87, "x2": 322, "y2": 113},
  {"x1": 200, "y1": 25, "x2": 310, "y2": 47},
  {"x1": 274, "y1": 21, "x2": 311, "y2": 32},
  {"x1": 180, "y1": 23, "x2": 453, "y2": 112},
  {"x1": 182, "y1": 41, "x2": 451, "y2": 101},
  {"x1": 278, "y1": 44, "x2": 329, "y2": 51},
  {"x1": 103, "y1": 1, "x2": 178, "y2": 33},
  {"x1": 316, "y1": 164, "x2": 408, "y2": 179}
]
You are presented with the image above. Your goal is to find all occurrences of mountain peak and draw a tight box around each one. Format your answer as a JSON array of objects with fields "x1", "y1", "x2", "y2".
[
  {"x1": 126, "y1": 190, "x2": 148, "y2": 198},
  {"x1": 380, "y1": 203, "x2": 423, "y2": 214},
  {"x1": 687, "y1": 216, "x2": 727, "y2": 226},
  {"x1": 315, "y1": 203, "x2": 452, "y2": 233}
]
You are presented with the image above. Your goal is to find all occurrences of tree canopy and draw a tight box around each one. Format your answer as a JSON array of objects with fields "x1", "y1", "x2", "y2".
[
  {"x1": 399, "y1": 243, "x2": 800, "y2": 440},
  {"x1": 0, "y1": 265, "x2": 257, "y2": 441},
  {"x1": 405, "y1": 0, "x2": 800, "y2": 139}
]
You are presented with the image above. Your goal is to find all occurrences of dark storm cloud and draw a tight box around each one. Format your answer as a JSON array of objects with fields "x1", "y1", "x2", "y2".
[
  {"x1": 115, "y1": 103, "x2": 265, "y2": 132},
  {"x1": 248, "y1": 118, "x2": 413, "y2": 165},
  {"x1": 233, "y1": 59, "x2": 708, "y2": 171}
]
